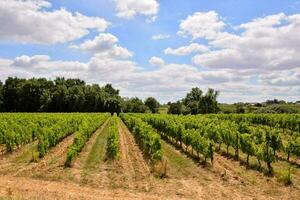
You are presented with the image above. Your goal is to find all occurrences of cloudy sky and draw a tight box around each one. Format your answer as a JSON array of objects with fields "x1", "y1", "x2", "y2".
[{"x1": 0, "y1": 0, "x2": 299, "y2": 103}]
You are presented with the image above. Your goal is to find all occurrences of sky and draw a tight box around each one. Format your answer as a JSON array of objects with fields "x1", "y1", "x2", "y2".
[{"x1": 0, "y1": 0, "x2": 300, "y2": 103}]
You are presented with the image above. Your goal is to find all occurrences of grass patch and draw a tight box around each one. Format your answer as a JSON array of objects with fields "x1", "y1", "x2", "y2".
[
  {"x1": 83, "y1": 121, "x2": 110, "y2": 171},
  {"x1": 13, "y1": 143, "x2": 38, "y2": 163},
  {"x1": 160, "y1": 140, "x2": 200, "y2": 178},
  {"x1": 276, "y1": 167, "x2": 293, "y2": 185}
]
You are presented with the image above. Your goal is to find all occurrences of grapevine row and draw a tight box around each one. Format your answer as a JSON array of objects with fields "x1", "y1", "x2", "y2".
[
  {"x1": 120, "y1": 114, "x2": 162, "y2": 162},
  {"x1": 65, "y1": 114, "x2": 109, "y2": 167},
  {"x1": 106, "y1": 114, "x2": 120, "y2": 160}
]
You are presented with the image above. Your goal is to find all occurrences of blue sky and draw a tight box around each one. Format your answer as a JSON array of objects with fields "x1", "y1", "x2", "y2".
[{"x1": 0, "y1": 0, "x2": 299, "y2": 103}]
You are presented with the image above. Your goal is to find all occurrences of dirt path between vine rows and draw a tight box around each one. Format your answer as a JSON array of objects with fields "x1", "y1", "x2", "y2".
[
  {"x1": 70, "y1": 119, "x2": 109, "y2": 183},
  {"x1": 14, "y1": 133, "x2": 76, "y2": 180},
  {"x1": 116, "y1": 119, "x2": 152, "y2": 191},
  {"x1": 0, "y1": 141, "x2": 40, "y2": 175},
  {"x1": 151, "y1": 137, "x2": 299, "y2": 200}
]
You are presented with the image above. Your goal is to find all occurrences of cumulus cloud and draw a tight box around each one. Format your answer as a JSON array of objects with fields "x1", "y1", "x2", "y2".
[
  {"x1": 0, "y1": 0, "x2": 109, "y2": 44},
  {"x1": 13, "y1": 55, "x2": 50, "y2": 67},
  {"x1": 178, "y1": 11, "x2": 225, "y2": 40},
  {"x1": 164, "y1": 43, "x2": 209, "y2": 56},
  {"x1": 149, "y1": 56, "x2": 165, "y2": 66},
  {"x1": 114, "y1": 0, "x2": 159, "y2": 20},
  {"x1": 191, "y1": 12, "x2": 300, "y2": 71},
  {"x1": 152, "y1": 34, "x2": 170, "y2": 40},
  {"x1": 70, "y1": 33, "x2": 133, "y2": 59}
]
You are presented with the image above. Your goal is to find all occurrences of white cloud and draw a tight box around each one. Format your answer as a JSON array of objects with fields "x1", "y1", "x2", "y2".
[
  {"x1": 70, "y1": 33, "x2": 133, "y2": 59},
  {"x1": 191, "y1": 13, "x2": 300, "y2": 71},
  {"x1": 258, "y1": 68, "x2": 300, "y2": 86},
  {"x1": 0, "y1": 0, "x2": 109, "y2": 44},
  {"x1": 114, "y1": 0, "x2": 159, "y2": 20},
  {"x1": 149, "y1": 56, "x2": 165, "y2": 66},
  {"x1": 152, "y1": 34, "x2": 170, "y2": 40},
  {"x1": 164, "y1": 43, "x2": 209, "y2": 56},
  {"x1": 178, "y1": 11, "x2": 225, "y2": 40},
  {"x1": 13, "y1": 55, "x2": 50, "y2": 67}
]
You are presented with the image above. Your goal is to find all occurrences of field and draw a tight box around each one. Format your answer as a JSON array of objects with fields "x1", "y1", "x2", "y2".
[{"x1": 0, "y1": 113, "x2": 300, "y2": 199}]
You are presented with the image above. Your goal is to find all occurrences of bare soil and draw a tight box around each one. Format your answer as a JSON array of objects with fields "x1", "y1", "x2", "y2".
[
  {"x1": 70, "y1": 119, "x2": 110, "y2": 185},
  {"x1": 116, "y1": 119, "x2": 152, "y2": 191},
  {"x1": 0, "y1": 119, "x2": 299, "y2": 200}
]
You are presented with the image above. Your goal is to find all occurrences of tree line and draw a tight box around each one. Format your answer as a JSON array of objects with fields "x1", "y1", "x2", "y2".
[
  {"x1": 0, "y1": 77, "x2": 219, "y2": 114},
  {"x1": 0, "y1": 77, "x2": 161, "y2": 114}
]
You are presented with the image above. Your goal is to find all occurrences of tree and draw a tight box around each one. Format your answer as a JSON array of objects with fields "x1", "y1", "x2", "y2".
[
  {"x1": 123, "y1": 97, "x2": 148, "y2": 113},
  {"x1": 66, "y1": 85, "x2": 85, "y2": 112},
  {"x1": 183, "y1": 87, "x2": 203, "y2": 105},
  {"x1": 105, "y1": 97, "x2": 122, "y2": 115},
  {"x1": 17, "y1": 78, "x2": 53, "y2": 112},
  {"x1": 0, "y1": 80, "x2": 3, "y2": 111},
  {"x1": 198, "y1": 88, "x2": 220, "y2": 114},
  {"x1": 145, "y1": 97, "x2": 160, "y2": 113},
  {"x1": 168, "y1": 101, "x2": 182, "y2": 114},
  {"x1": 236, "y1": 103, "x2": 245, "y2": 113},
  {"x1": 3, "y1": 77, "x2": 26, "y2": 111},
  {"x1": 48, "y1": 84, "x2": 69, "y2": 112},
  {"x1": 104, "y1": 84, "x2": 119, "y2": 96},
  {"x1": 183, "y1": 87, "x2": 202, "y2": 114}
]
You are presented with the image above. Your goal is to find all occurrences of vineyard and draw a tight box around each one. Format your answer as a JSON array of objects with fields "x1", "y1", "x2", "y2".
[{"x1": 0, "y1": 113, "x2": 300, "y2": 199}]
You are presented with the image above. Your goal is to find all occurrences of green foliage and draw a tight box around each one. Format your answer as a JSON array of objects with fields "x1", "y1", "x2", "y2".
[
  {"x1": 168, "y1": 101, "x2": 182, "y2": 114},
  {"x1": 240, "y1": 134, "x2": 256, "y2": 163},
  {"x1": 208, "y1": 113, "x2": 300, "y2": 132},
  {"x1": 139, "y1": 114, "x2": 215, "y2": 164},
  {"x1": 277, "y1": 167, "x2": 293, "y2": 185},
  {"x1": 145, "y1": 97, "x2": 160, "y2": 113},
  {"x1": 65, "y1": 114, "x2": 109, "y2": 167},
  {"x1": 106, "y1": 115, "x2": 120, "y2": 160},
  {"x1": 284, "y1": 136, "x2": 300, "y2": 161},
  {"x1": 0, "y1": 80, "x2": 3, "y2": 112},
  {"x1": 198, "y1": 88, "x2": 220, "y2": 114},
  {"x1": 122, "y1": 97, "x2": 148, "y2": 113},
  {"x1": 105, "y1": 97, "x2": 122, "y2": 115},
  {"x1": 120, "y1": 114, "x2": 162, "y2": 162},
  {"x1": 254, "y1": 104, "x2": 299, "y2": 114},
  {"x1": 1, "y1": 77, "x2": 121, "y2": 112},
  {"x1": 181, "y1": 87, "x2": 220, "y2": 115}
]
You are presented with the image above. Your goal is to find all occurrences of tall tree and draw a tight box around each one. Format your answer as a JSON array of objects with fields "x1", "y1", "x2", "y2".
[
  {"x1": 3, "y1": 77, "x2": 26, "y2": 112},
  {"x1": 105, "y1": 97, "x2": 122, "y2": 115},
  {"x1": 183, "y1": 87, "x2": 203, "y2": 114},
  {"x1": 145, "y1": 97, "x2": 160, "y2": 113},
  {"x1": 183, "y1": 87, "x2": 203, "y2": 105},
  {"x1": 0, "y1": 80, "x2": 3, "y2": 111},
  {"x1": 123, "y1": 97, "x2": 148, "y2": 113},
  {"x1": 198, "y1": 88, "x2": 220, "y2": 114},
  {"x1": 168, "y1": 101, "x2": 182, "y2": 114},
  {"x1": 104, "y1": 84, "x2": 119, "y2": 96}
]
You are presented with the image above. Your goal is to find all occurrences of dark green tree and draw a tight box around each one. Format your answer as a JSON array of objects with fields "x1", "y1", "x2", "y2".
[
  {"x1": 105, "y1": 97, "x2": 122, "y2": 115},
  {"x1": 0, "y1": 80, "x2": 3, "y2": 111},
  {"x1": 168, "y1": 101, "x2": 182, "y2": 114},
  {"x1": 145, "y1": 97, "x2": 160, "y2": 113},
  {"x1": 123, "y1": 97, "x2": 148, "y2": 113},
  {"x1": 198, "y1": 88, "x2": 220, "y2": 114},
  {"x1": 183, "y1": 87, "x2": 202, "y2": 114},
  {"x1": 3, "y1": 77, "x2": 26, "y2": 111},
  {"x1": 104, "y1": 84, "x2": 119, "y2": 96}
]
